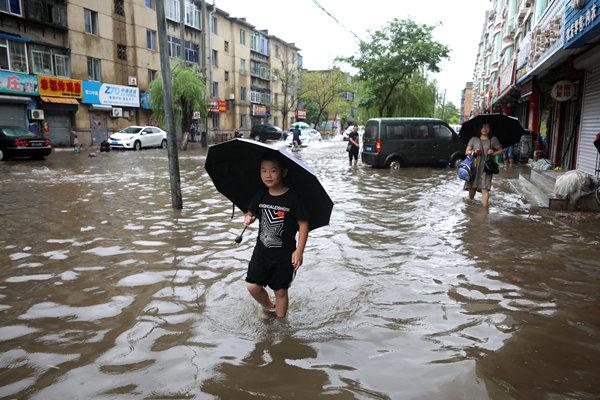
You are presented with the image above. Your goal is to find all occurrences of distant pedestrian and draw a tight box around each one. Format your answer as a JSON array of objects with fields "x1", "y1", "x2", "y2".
[
  {"x1": 292, "y1": 126, "x2": 302, "y2": 148},
  {"x1": 463, "y1": 123, "x2": 503, "y2": 207},
  {"x1": 347, "y1": 126, "x2": 360, "y2": 166}
]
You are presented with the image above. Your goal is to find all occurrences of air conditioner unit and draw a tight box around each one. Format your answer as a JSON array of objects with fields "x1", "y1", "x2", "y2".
[
  {"x1": 128, "y1": 76, "x2": 138, "y2": 86},
  {"x1": 28, "y1": 109, "x2": 44, "y2": 120},
  {"x1": 229, "y1": 93, "x2": 235, "y2": 100},
  {"x1": 111, "y1": 107, "x2": 123, "y2": 118}
]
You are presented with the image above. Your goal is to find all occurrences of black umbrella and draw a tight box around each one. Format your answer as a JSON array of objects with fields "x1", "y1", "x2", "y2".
[
  {"x1": 204, "y1": 138, "x2": 333, "y2": 232},
  {"x1": 459, "y1": 113, "x2": 526, "y2": 148}
]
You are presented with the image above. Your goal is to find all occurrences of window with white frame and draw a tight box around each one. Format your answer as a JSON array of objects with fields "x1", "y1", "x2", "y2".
[
  {"x1": 144, "y1": 0, "x2": 154, "y2": 9},
  {"x1": 147, "y1": 29, "x2": 157, "y2": 50},
  {"x1": 84, "y1": 8, "x2": 98, "y2": 35},
  {"x1": 185, "y1": 41, "x2": 199, "y2": 62},
  {"x1": 211, "y1": 81, "x2": 218, "y2": 97},
  {"x1": 168, "y1": 36, "x2": 181, "y2": 58},
  {"x1": 224, "y1": 71, "x2": 229, "y2": 81},
  {"x1": 185, "y1": 0, "x2": 200, "y2": 29},
  {"x1": 0, "y1": 0, "x2": 22, "y2": 16},
  {"x1": 240, "y1": 58, "x2": 246, "y2": 73},
  {"x1": 0, "y1": 39, "x2": 28, "y2": 73},
  {"x1": 54, "y1": 53, "x2": 70, "y2": 77},
  {"x1": 240, "y1": 86, "x2": 246, "y2": 101},
  {"x1": 240, "y1": 29, "x2": 246, "y2": 45},
  {"x1": 250, "y1": 90, "x2": 261, "y2": 104},
  {"x1": 32, "y1": 45, "x2": 52, "y2": 75},
  {"x1": 240, "y1": 114, "x2": 248, "y2": 128},
  {"x1": 166, "y1": 0, "x2": 180, "y2": 21},
  {"x1": 87, "y1": 57, "x2": 101, "y2": 81},
  {"x1": 148, "y1": 69, "x2": 157, "y2": 83}
]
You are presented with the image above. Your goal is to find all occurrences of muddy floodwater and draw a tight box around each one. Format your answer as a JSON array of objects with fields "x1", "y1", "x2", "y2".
[{"x1": 1, "y1": 141, "x2": 599, "y2": 400}]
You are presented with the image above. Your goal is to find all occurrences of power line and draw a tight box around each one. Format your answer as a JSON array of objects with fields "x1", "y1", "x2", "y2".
[{"x1": 310, "y1": 0, "x2": 363, "y2": 43}]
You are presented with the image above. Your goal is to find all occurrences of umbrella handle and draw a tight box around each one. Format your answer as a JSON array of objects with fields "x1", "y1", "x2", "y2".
[{"x1": 234, "y1": 225, "x2": 247, "y2": 244}]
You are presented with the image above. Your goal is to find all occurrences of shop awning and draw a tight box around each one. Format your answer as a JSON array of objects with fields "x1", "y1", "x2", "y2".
[
  {"x1": 88, "y1": 104, "x2": 113, "y2": 111},
  {"x1": 40, "y1": 96, "x2": 79, "y2": 105},
  {"x1": 0, "y1": 95, "x2": 31, "y2": 104}
]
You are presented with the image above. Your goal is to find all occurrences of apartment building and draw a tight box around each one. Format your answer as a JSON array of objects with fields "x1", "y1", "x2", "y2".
[
  {"x1": 0, "y1": 0, "x2": 301, "y2": 146},
  {"x1": 470, "y1": 0, "x2": 600, "y2": 174},
  {"x1": 0, "y1": 0, "x2": 71, "y2": 145},
  {"x1": 460, "y1": 82, "x2": 473, "y2": 122}
]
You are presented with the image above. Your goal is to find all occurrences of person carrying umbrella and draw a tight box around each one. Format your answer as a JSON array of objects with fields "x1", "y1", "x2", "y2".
[
  {"x1": 204, "y1": 139, "x2": 333, "y2": 318},
  {"x1": 463, "y1": 122, "x2": 503, "y2": 207},
  {"x1": 243, "y1": 153, "x2": 309, "y2": 318}
]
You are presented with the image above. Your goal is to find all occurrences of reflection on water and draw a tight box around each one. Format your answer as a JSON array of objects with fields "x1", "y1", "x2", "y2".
[{"x1": 0, "y1": 142, "x2": 599, "y2": 399}]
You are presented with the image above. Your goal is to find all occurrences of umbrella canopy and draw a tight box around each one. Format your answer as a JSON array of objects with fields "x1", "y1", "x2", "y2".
[
  {"x1": 459, "y1": 113, "x2": 526, "y2": 148},
  {"x1": 291, "y1": 121, "x2": 310, "y2": 129},
  {"x1": 204, "y1": 138, "x2": 333, "y2": 231}
]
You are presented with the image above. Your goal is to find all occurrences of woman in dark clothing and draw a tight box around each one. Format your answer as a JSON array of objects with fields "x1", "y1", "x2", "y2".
[{"x1": 347, "y1": 126, "x2": 360, "y2": 166}]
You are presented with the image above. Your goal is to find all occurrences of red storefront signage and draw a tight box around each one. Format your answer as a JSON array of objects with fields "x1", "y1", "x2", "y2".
[
  {"x1": 550, "y1": 80, "x2": 575, "y2": 102},
  {"x1": 38, "y1": 75, "x2": 82, "y2": 98},
  {"x1": 295, "y1": 108, "x2": 307, "y2": 120},
  {"x1": 208, "y1": 100, "x2": 227, "y2": 113}
]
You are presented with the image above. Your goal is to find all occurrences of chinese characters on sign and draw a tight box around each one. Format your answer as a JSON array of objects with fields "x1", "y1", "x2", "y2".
[
  {"x1": 82, "y1": 81, "x2": 140, "y2": 107},
  {"x1": 0, "y1": 71, "x2": 38, "y2": 95},
  {"x1": 38, "y1": 76, "x2": 82, "y2": 98},
  {"x1": 295, "y1": 109, "x2": 307, "y2": 120},
  {"x1": 551, "y1": 81, "x2": 575, "y2": 101},
  {"x1": 208, "y1": 100, "x2": 227, "y2": 113},
  {"x1": 566, "y1": 3, "x2": 597, "y2": 41}
]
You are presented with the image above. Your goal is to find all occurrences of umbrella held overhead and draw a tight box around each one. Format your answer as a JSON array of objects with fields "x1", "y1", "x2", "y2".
[
  {"x1": 204, "y1": 139, "x2": 333, "y2": 232},
  {"x1": 459, "y1": 113, "x2": 526, "y2": 148}
]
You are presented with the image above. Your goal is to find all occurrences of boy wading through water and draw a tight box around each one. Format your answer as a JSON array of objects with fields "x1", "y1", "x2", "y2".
[{"x1": 244, "y1": 154, "x2": 309, "y2": 318}]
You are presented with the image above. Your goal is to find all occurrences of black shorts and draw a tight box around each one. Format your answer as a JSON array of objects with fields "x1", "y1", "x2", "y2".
[{"x1": 246, "y1": 249, "x2": 294, "y2": 291}]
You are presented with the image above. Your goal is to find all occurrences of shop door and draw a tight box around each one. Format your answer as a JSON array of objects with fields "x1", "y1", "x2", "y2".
[
  {"x1": 0, "y1": 104, "x2": 26, "y2": 127},
  {"x1": 90, "y1": 112, "x2": 108, "y2": 145},
  {"x1": 46, "y1": 112, "x2": 71, "y2": 146},
  {"x1": 576, "y1": 66, "x2": 600, "y2": 176}
]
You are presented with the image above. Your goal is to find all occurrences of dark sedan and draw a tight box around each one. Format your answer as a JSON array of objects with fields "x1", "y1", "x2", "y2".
[
  {"x1": 250, "y1": 124, "x2": 283, "y2": 142},
  {"x1": 0, "y1": 126, "x2": 52, "y2": 161}
]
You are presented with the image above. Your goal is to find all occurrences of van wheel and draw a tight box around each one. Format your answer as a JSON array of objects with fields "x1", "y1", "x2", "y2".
[{"x1": 388, "y1": 159, "x2": 402, "y2": 170}]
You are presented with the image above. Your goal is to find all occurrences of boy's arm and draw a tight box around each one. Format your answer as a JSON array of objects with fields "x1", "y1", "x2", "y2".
[{"x1": 292, "y1": 220, "x2": 309, "y2": 270}]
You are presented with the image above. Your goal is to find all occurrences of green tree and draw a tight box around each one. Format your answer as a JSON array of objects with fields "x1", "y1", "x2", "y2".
[
  {"x1": 273, "y1": 60, "x2": 300, "y2": 130},
  {"x1": 435, "y1": 101, "x2": 460, "y2": 124},
  {"x1": 149, "y1": 62, "x2": 207, "y2": 142},
  {"x1": 298, "y1": 68, "x2": 353, "y2": 130},
  {"x1": 342, "y1": 18, "x2": 449, "y2": 117}
]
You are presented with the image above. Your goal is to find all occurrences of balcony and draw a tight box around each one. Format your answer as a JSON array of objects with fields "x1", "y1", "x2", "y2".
[{"x1": 25, "y1": 0, "x2": 68, "y2": 29}]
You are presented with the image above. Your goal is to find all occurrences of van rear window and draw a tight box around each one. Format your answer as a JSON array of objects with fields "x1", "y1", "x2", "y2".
[{"x1": 363, "y1": 123, "x2": 378, "y2": 140}]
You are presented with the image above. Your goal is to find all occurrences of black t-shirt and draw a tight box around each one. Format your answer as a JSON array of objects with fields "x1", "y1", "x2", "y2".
[
  {"x1": 248, "y1": 189, "x2": 308, "y2": 259},
  {"x1": 348, "y1": 131, "x2": 359, "y2": 149}
]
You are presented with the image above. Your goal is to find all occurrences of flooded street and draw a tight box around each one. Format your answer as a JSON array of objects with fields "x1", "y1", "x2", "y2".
[{"x1": 1, "y1": 140, "x2": 599, "y2": 400}]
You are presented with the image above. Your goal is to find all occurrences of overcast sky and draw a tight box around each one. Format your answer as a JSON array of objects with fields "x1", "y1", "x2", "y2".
[{"x1": 219, "y1": 0, "x2": 491, "y2": 106}]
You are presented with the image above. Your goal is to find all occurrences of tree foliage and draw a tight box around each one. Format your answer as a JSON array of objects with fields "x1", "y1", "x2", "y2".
[
  {"x1": 149, "y1": 62, "x2": 207, "y2": 139},
  {"x1": 273, "y1": 61, "x2": 300, "y2": 130},
  {"x1": 342, "y1": 18, "x2": 449, "y2": 117},
  {"x1": 299, "y1": 68, "x2": 353, "y2": 130}
]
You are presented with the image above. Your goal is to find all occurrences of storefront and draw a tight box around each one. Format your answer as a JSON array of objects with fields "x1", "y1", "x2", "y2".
[
  {"x1": 82, "y1": 81, "x2": 140, "y2": 144},
  {"x1": 0, "y1": 71, "x2": 37, "y2": 128},
  {"x1": 565, "y1": 0, "x2": 600, "y2": 176},
  {"x1": 37, "y1": 75, "x2": 81, "y2": 146},
  {"x1": 251, "y1": 104, "x2": 269, "y2": 126}
]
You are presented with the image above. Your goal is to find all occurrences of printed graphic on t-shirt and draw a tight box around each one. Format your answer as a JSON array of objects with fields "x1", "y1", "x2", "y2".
[{"x1": 258, "y1": 203, "x2": 290, "y2": 248}]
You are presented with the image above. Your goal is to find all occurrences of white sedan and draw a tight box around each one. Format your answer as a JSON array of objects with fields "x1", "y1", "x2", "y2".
[
  {"x1": 109, "y1": 126, "x2": 167, "y2": 150},
  {"x1": 285, "y1": 128, "x2": 322, "y2": 147}
]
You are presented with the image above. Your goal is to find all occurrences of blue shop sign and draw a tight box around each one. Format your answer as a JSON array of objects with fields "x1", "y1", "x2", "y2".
[
  {"x1": 82, "y1": 81, "x2": 140, "y2": 107},
  {"x1": 0, "y1": 70, "x2": 38, "y2": 96},
  {"x1": 565, "y1": 0, "x2": 600, "y2": 48}
]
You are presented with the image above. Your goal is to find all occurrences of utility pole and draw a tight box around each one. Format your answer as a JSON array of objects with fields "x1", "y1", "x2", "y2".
[{"x1": 156, "y1": 0, "x2": 183, "y2": 209}]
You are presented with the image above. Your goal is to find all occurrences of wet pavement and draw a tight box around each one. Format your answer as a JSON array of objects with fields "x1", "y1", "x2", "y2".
[{"x1": 1, "y1": 140, "x2": 599, "y2": 399}]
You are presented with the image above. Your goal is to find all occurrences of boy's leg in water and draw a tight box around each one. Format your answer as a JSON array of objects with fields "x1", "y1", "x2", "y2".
[
  {"x1": 469, "y1": 188, "x2": 477, "y2": 200},
  {"x1": 274, "y1": 288, "x2": 289, "y2": 318},
  {"x1": 246, "y1": 282, "x2": 275, "y2": 309}
]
